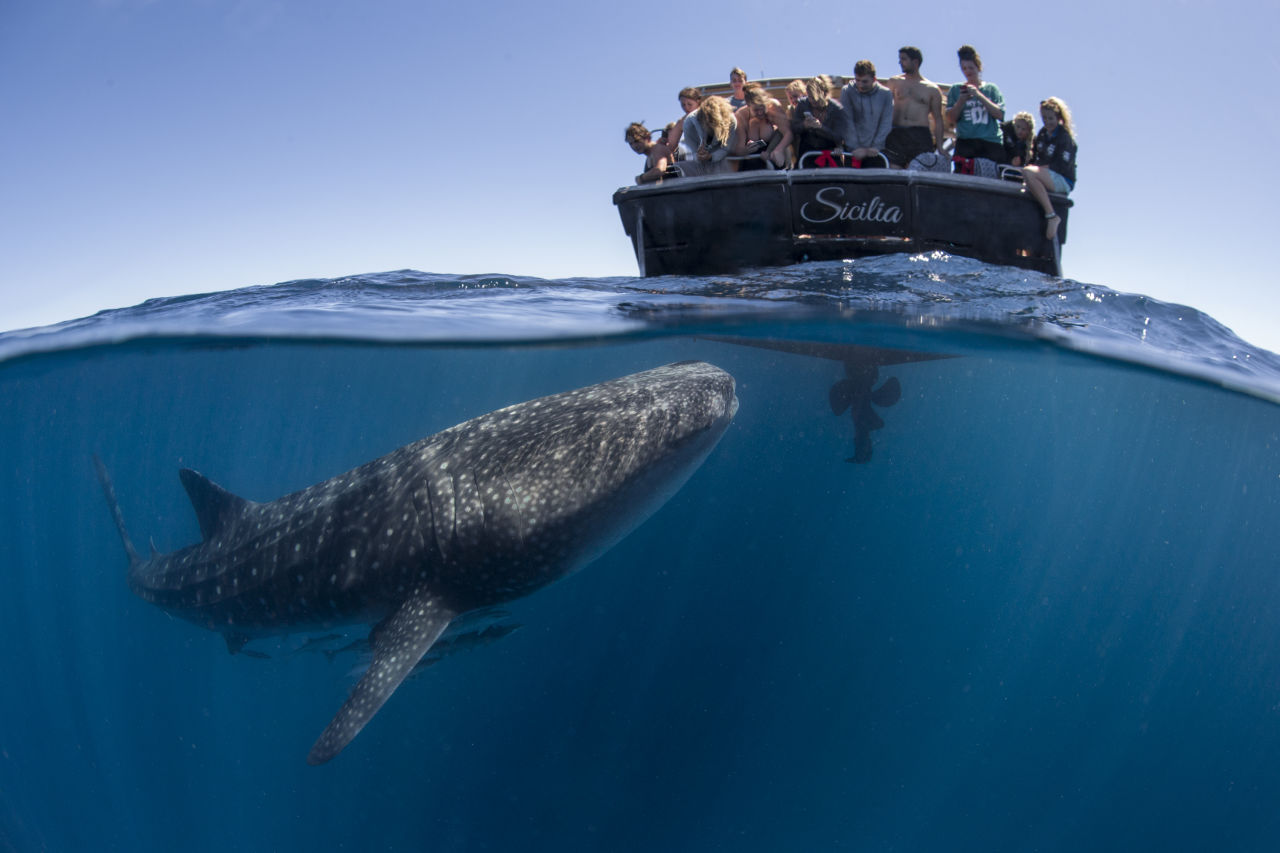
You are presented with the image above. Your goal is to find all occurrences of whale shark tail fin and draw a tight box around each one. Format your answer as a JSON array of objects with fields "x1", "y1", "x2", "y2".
[
  {"x1": 179, "y1": 468, "x2": 252, "y2": 541},
  {"x1": 307, "y1": 590, "x2": 457, "y2": 765},
  {"x1": 92, "y1": 454, "x2": 141, "y2": 568}
]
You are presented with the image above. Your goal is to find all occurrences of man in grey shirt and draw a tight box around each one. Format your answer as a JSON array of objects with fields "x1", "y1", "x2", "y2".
[{"x1": 840, "y1": 59, "x2": 894, "y2": 166}]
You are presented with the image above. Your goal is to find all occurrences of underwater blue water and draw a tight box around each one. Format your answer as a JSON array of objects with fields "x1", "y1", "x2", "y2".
[{"x1": 2, "y1": 255, "x2": 1278, "y2": 851}]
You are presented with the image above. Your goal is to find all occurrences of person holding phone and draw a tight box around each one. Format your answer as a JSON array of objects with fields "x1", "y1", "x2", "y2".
[{"x1": 945, "y1": 44, "x2": 1006, "y2": 164}]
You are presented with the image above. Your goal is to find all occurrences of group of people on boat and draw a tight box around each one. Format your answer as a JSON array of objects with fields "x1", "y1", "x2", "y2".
[{"x1": 624, "y1": 45, "x2": 1077, "y2": 240}]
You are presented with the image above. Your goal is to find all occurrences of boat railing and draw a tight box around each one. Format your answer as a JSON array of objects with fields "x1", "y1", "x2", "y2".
[
  {"x1": 998, "y1": 165, "x2": 1025, "y2": 183},
  {"x1": 670, "y1": 152, "x2": 783, "y2": 177},
  {"x1": 796, "y1": 150, "x2": 891, "y2": 170},
  {"x1": 668, "y1": 152, "x2": 1028, "y2": 177}
]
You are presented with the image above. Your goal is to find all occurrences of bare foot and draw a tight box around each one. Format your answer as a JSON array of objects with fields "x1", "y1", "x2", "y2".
[{"x1": 1044, "y1": 213, "x2": 1060, "y2": 241}]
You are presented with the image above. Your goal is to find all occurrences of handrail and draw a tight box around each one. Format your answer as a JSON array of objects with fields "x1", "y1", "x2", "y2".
[
  {"x1": 672, "y1": 152, "x2": 784, "y2": 176},
  {"x1": 856, "y1": 152, "x2": 891, "y2": 169},
  {"x1": 797, "y1": 150, "x2": 844, "y2": 169},
  {"x1": 726, "y1": 153, "x2": 786, "y2": 170},
  {"x1": 796, "y1": 150, "x2": 891, "y2": 170}
]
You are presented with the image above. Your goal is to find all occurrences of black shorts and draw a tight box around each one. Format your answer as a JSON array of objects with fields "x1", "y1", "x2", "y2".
[
  {"x1": 953, "y1": 137, "x2": 1007, "y2": 163},
  {"x1": 884, "y1": 126, "x2": 934, "y2": 166}
]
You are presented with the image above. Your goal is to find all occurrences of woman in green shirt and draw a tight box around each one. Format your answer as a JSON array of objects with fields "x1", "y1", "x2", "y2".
[{"x1": 945, "y1": 44, "x2": 1006, "y2": 163}]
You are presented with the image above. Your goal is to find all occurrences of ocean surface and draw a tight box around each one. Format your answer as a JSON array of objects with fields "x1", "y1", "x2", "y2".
[{"x1": 2, "y1": 255, "x2": 1279, "y2": 852}]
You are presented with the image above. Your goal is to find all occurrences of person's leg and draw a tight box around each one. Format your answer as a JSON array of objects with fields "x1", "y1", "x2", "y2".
[{"x1": 1022, "y1": 165, "x2": 1060, "y2": 239}]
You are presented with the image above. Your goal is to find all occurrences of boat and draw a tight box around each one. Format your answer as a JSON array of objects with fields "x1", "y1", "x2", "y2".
[{"x1": 613, "y1": 77, "x2": 1072, "y2": 277}]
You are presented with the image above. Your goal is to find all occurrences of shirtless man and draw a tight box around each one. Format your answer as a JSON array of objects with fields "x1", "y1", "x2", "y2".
[
  {"x1": 732, "y1": 84, "x2": 793, "y2": 169},
  {"x1": 624, "y1": 122, "x2": 673, "y2": 184},
  {"x1": 881, "y1": 46, "x2": 945, "y2": 169}
]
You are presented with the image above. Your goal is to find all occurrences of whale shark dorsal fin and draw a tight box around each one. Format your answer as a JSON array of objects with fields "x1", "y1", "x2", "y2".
[
  {"x1": 307, "y1": 591, "x2": 456, "y2": 765},
  {"x1": 179, "y1": 468, "x2": 250, "y2": 541}
]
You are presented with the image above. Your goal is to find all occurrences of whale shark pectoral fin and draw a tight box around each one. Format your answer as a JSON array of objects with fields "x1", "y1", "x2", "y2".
[
  {"x1": 179, "y1": 468, "x2": 252, "y2": 541},
  {"x1": 224, "y1": 632, "x2": 251, "y2": 655},
  {"x1": 306, "y1": 591, "x2": 456, "y2": 765}
]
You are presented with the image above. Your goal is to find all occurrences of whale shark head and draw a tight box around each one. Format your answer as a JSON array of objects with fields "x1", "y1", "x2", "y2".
[
  {"x1": 546, "y1": 359, "x2": 738, "y2": 571},
  {"x1": 441, "y1": 359, "x2": 739, "y2": 589}
]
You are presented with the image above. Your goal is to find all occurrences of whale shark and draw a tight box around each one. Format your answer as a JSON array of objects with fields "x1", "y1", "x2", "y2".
[{"x1": 95, "y1": 361, "x2": 738, "y2": 764}]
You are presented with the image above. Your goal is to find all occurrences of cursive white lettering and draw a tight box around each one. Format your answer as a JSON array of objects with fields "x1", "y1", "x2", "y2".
[{"x1": 799, "y1": 186, "x2": 903, "y2": 225}]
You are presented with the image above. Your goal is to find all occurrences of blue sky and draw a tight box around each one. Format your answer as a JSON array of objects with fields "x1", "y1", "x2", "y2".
[{"x1": 3, "y1": 0, "x2": 1278, "y2": 352}]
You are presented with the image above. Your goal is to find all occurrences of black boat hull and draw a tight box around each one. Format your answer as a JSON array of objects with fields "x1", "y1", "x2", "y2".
[{"x1": 613, "y1": 169, "x2": 1071, "y2": 277}]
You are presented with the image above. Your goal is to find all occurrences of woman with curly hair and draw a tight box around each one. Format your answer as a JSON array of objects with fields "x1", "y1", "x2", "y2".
[
  {"x1": 1021, "y1": 97, "x2": 1078, "y2": 240},
  {"x1": 680, "y1": 95, "x2": 737, "y2": 175},
  {"x1": 1002, "y1": 110, "x2": 1035, "y2": 167}
]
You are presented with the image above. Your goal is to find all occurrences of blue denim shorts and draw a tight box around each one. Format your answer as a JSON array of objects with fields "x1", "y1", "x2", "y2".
[{"x1": 1049, "y1": 169, "x2": 1072, "y2": 194}]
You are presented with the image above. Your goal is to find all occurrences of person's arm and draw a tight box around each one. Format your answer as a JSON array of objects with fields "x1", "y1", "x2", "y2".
[
  {"x1": 1003, "y1": 127, "x2": 1023, "y2": 166},
  {"x1": 769, "y1": 104, "x2": 794, "y2": 167},
  {"x1": 968, "y1": 84, "x2": 1004, "y2": 121},
  {"x1": 838, "y1": 92, "x2": 859, "y2": 150},
  {"x1": 681, "y1": 113, "x2": 702, "y2": 156},
  {"x1": 667, "y1": 122, "x2": 683, "y2": 154},
  {"x1": 827, "y1": 103, "x2": 852, "y2": 150},
  {"x1": 810, "y1": 122, "x2": 841, "y2": 149},
  {"x1": 636, "y1": 144, "x2": 671, "y2": 183},
  {"x1": 1050, "y1": 133, "x2": 1077, "y2": 181},
  {"x1": 871, "y1": 88, "x2": 893, "y2": 152},
  {"x1": 790, "y1": 104, "x2": 807, "y2": 140},
  {"x1": 838, "y1": 87, "x2": 860, "y2": 147},
  {"x1": 932, "y1": 87, "x2": 947, "y2": 153},
  {"x1": 729, "y1": 106, "x2": 752, "y2": 155},
  {"x1": 707, "y1": 117, "x2": 735, "y2": 162},
  {"x1": 943, "y1": 84, "x2": 964, "y2": 126}
]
